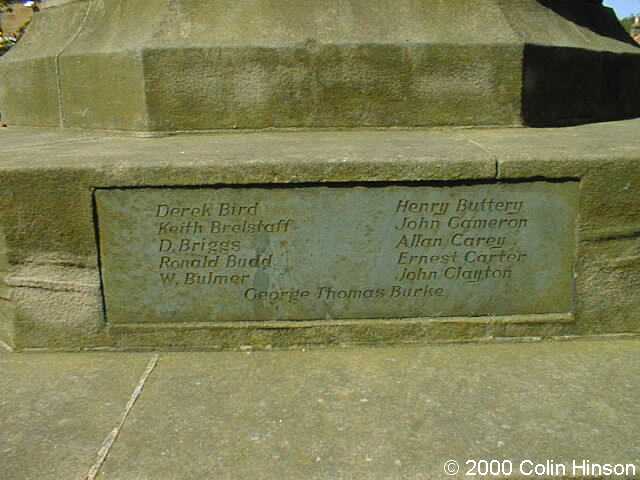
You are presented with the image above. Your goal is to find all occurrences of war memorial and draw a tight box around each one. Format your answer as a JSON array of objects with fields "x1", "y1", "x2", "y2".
[
  {"x1": 1, "y1": 1, "x2": 640, "y2": 479},
  {"x1": 0, "y1": 0, "x2": 638, "y2": 351}
]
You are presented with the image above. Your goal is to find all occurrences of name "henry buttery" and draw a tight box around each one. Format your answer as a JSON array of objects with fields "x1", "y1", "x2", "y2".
[{"x1": 395, "y1": 198, "x2": 525, "y2": 216}]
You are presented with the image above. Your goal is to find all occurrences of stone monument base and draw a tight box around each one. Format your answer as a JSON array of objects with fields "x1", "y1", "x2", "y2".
[{"x1": 0, "y1": 120, "x2": 639, "y2": 351}]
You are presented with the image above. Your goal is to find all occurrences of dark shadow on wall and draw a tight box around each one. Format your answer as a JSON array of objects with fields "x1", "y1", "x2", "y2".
[
  {"x1": 521, "y1": 0, "x2": 640, "y2": 126},
  {"x1": 522, "y1": 44, "x2": 640, "y2": 126},
  {"x1": 537, "y1": 0, "x2": 639, "y2": 46}
]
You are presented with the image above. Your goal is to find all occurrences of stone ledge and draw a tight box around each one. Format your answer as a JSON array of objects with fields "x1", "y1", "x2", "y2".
[
  {"x1": 106, "y1": 315, "x2": 575, "y2": 351},
  {"x1": 0, "y1": 121, "x2": 638, "y2": 350}
]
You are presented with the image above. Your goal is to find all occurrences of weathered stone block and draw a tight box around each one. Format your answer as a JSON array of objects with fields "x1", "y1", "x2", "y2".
[
  {"x1": 1, "y1": 0, "x2": 638, "y2": 131},
  {"x1": 5, "y1": 264, "x2": 102, "y2": 350},
  {"x1": 0, "y1": 121, "x2": 638, "y2": 350}
]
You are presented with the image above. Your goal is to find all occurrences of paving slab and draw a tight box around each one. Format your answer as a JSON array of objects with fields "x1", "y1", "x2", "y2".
[
  {"x1": 98, "y1": 340, "x2": 640, "y2": 480},
  {"x1": 0, "y1": 353, "x2": 154, "y2": 480}
]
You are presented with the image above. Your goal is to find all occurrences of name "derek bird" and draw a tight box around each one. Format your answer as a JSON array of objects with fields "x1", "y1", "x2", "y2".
[{"x1": 156, "y1": 202, "x2": 259, "y2": 217}]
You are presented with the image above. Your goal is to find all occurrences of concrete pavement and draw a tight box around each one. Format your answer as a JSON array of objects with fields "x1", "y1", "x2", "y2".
[{"x1": 2, "y1": 339, "x2": 640, "y2": 479}]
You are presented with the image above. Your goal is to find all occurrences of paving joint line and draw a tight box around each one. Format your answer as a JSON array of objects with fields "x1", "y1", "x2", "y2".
[
  {"x1": 0, "y1": 339, "x2": 14, "y2": 352},
  {"x1": 85, "y1": 353, "x2": 159, "y2": 480}
]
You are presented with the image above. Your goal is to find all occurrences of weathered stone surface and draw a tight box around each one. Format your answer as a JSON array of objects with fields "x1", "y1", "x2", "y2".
[
  {"x1": 0, "y1": 0, "x2": 638, "y2": 131},
  {"x1": 0, "y1": 1, "x2": 89, "y2": 128},
  {"x1": 0, "y1": 301, "x2": 14, "y2": 351},
  {"x1": 96, "y1": 341, "x2": 640, "y2": 480},
  {"x1": 0, "y1": 226, "x2": 14, "y2": 350},
  {"x1": 2, "y1": 341, "x2": 640, "y2": 479},
  {"x1": 0, "y1": 121, "x2": 638, "y2": 350},
  {"x1": 0, "y1": 352, "x2": 154, "y2": 480},
  {"x1": 7, "y1": 264, "x2": 103, "y2": 351},
  {"x1": 96, "y1": 183, "x2": 577, "y2": 325}
]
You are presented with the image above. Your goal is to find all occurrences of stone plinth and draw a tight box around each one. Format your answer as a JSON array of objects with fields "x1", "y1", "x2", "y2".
[
  {"x1": 0, "y1": 0, "x2": 639, "y2": 132},
  {"x1": 0, "y1": 0, "x2": 639, "y2": 351},
  {"x1": 0, "y1": 121, "x2": 639, "y2": 351}
]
